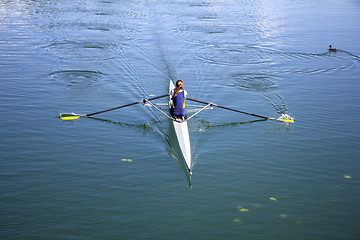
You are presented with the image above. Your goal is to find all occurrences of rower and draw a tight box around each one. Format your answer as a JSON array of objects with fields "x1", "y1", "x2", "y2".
[
  {"x1": 170, "y1": 79, "x2": 187, "y2": 121},
  {"x1": 328, "y1": 45, "x2": 337, "y2": 52}
]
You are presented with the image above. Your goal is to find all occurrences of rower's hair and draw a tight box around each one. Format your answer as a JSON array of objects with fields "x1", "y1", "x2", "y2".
[{"x1": 172, "y1": 79, "x2": 183, "y2": 99}]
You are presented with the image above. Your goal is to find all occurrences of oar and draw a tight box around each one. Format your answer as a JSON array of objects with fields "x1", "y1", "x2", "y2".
[
  {"x1": 60, "y1": 94, "x2": 169, "y2": 120},
  {"x1": 187, "y1": 98, "x2": 294, "y2": 123}
]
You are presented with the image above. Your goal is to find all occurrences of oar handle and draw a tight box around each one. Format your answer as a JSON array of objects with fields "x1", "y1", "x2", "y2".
[
  {"x1": 187, "y1": 97, "x2": 270, "y2": 120},
  {"x1": 86, "y1": 94, "x2": 169, "y2": 117}
]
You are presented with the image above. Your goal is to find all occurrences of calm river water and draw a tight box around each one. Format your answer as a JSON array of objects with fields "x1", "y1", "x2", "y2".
[{"x1": 1, "y1": 0, "x2": 360, "y2": 239}]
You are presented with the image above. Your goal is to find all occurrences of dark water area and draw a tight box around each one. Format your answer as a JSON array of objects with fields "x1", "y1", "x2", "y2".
[{"x1": 1, "y1": 0, "x2": 360, "y2": 239}]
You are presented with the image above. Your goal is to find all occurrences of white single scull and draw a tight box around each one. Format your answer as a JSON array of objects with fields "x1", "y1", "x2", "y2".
[
  {"x1": 169, "y1": 79, "x2": 192, "y2": 175},
  {"x1": 60, "y1": 80, "x2": 294, "y2": 176}
]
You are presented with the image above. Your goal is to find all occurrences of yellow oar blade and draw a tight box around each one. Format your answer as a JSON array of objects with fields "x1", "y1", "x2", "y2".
[
  {"x1": 61, "y1": 115, "x2": 80, "y2": 120},
  {"x1": 277, "y1": 114, "x2": 294, "y2": 123},
  {"x1": 60, "y1": 113, "x2": 81, "y2": 120},
  {"x1": 277, "y1": 118, "x2": 294, "y2": 123}
]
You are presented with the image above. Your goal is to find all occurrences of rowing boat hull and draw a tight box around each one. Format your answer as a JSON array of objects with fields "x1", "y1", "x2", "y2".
[{"x1": 169, "y1": 80, "x2": 192, "y2": 175}]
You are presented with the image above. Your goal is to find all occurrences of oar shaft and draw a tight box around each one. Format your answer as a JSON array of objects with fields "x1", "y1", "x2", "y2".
[
  {"x1": 216, "y1": 104, "x2": 269, "y2": 120},
  {"x1": 86, "y1": 101, "x2": 142, "y2": 117},
  {"x1": 86, "y1": 94, "x2": 169, "y2": 117},
  {"x1": 187, "y1": 97, "x2": 270, "y2": 120}
]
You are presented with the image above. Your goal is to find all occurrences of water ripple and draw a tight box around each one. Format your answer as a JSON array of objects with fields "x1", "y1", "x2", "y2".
[
  {"x1": 198, "y1": 44, "x2": 360, "y2": 76},
  {"x1": 50, "y1": 70, "x2": 104, "y2": 89},
  {"x1": 197, "y1": 44, "x2": 268, "y2": 66},
  {"x1": 42, "y1": 40, "x2": 117, "y2": 60},
  {"x1": 232, "y1": 73, "x2": 277, "y2": 92}
]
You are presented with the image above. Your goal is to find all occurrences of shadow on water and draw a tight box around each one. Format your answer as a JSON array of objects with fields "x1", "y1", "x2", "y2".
[
  {"x1": 86, "y1": 115, "x2": 266, "y2": 186},
  {"x1": 86, "y1": 116, "x2": 155, "y2": 135},
  {"x1": 192, "y1": 118, "x2": 267, "y2": 131},
  {"x1": 87, "y1": 116, "x2": 193, "y2": 186}
]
